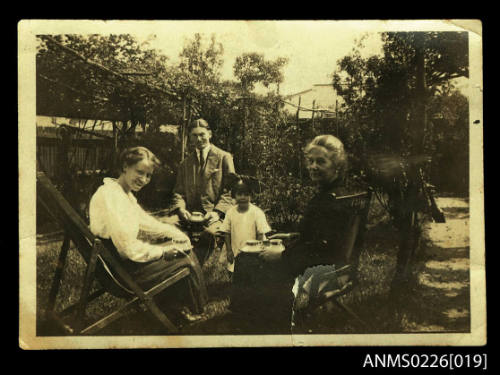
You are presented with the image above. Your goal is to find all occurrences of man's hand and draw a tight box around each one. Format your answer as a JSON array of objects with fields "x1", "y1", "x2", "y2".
[
  {"x1": 178, "y1": 208, "x2": 192, "y2": 222},
  {"x1": 204, "y1": 211, "x2": 220, "y2": 225}
]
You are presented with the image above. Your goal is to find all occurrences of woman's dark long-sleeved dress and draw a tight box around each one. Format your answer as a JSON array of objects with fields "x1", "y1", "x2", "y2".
[{"x1": 283, "y1": 182, "x2": 353, "y2": 277}]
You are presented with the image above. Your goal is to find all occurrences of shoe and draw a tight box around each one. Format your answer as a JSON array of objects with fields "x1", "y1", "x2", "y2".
[{"x1": 179, "y1": 307, "x2": 206, "y2": 323}]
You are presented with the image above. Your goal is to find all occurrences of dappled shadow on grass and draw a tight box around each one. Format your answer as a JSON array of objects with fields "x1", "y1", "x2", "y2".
[
  {"x1": 390, "y1": 280, "x2": 471, "y2": 333},
  {"x1": 292, "y1": 292, "x2": 403, "y2": 335}
]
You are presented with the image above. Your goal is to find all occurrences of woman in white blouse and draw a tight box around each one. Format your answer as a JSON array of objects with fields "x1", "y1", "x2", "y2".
[
  {"x1": 89, "y1": 146, "x2": 190, "y2": 263},
  {"x1": 89, "y1": 147, "x2": 208, "y2": 318}
]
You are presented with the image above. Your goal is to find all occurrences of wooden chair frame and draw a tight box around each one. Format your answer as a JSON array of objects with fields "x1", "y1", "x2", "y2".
[{"x1": 37, "y1": 171, "x2": 207, "y2": 335}]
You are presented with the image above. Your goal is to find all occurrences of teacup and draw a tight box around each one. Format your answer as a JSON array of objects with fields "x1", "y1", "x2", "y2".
[
  {"x1": 246, "y1": 240, "x2": 262, "y2": 247},
  {"x1": 173, "y1": 238, "x2": 188, "y2": 245},
  {"x1": 190, "y1": 212, "x2": 204, "y2": 222}
]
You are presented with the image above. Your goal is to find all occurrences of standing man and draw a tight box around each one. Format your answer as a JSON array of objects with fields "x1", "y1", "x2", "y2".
[{"x1": 172, "y1": 118, "x2": 236, "y2": 264}]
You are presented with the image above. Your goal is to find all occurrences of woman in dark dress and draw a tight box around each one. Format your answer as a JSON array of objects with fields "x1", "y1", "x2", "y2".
[{"x1": 262, "y1": 134, "x2": 351, "y2": 272}]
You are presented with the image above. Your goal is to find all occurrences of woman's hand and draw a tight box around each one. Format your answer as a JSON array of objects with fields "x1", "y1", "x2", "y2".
[
  {"x1": 178, "y1": 208, "x2": 192, "y2": 222},
  {"x1": 268, "y1": 232, "x2": 300, "y2": 240},
  {"x1": 174, "y1": 232, "x2": 191, "y2": 244}
]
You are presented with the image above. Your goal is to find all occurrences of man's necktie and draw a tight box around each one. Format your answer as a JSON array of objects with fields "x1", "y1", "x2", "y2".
[{"x1": 199, "y1": 151, "x2": 205, "y2": 175}]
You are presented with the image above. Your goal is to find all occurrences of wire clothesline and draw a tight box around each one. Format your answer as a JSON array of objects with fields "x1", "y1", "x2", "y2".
[
  {"x1": 41, "y1": 36, "x2": 340, "y2": 120},
  {"x1": 279, "y1": 99, "x2": 337, "y2": 115}
]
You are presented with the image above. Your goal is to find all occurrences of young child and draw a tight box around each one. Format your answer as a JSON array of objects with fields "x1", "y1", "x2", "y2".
[{"x1": 219, "y1": 177, "x2": 271, "y2": 273}]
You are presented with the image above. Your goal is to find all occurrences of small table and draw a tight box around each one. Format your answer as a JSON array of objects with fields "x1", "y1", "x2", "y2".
[{"x1": 231, "y1": 246, "x2": 293, "y2": 329}]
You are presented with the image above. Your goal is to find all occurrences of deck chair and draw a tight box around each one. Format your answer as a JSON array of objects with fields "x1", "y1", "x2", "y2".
[
  {"x1": 36, "y1": 171, "x2": 208, "y2": 335},
  {"x1": 271, "y1": 191, "x2": 372, "y2": 330}
]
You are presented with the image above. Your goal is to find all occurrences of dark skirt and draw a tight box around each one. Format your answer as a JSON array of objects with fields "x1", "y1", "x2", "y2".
[{"x1": 98, "y1": 238, "x2": 208, "y2": 309}]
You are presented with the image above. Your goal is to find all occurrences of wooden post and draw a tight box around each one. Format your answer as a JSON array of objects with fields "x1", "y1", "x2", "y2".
[
  {"x1": 242, "y1": 97, "x2": 248, "y2": 172},
  {"x1": 181, "y1": 95, "x2": 187, "y2": 162},
  {"x1": 275, "y1": 83, "x2": 280, "y2": 118},
  {"x1": 186, "y1": 98, "x2": 193, "y2": 160},
  {"x1": 296, "y1": 96, "x2": 302, "y2": 180},
  {"x1": 112, "y1": 121, "x2": 118, "y2": 172},
  {"x1": 58, "y1": 128, "x2": 73, "y2": 200},
  {"x1": 414, "y1": 33, "x2": 427, "y2": 154},
  {"x1": 335, "y1": 99, "x2": 339, "y2": 136},
  {"x1": 311, "y1": 99, "x2": 316, "y2": 134}
]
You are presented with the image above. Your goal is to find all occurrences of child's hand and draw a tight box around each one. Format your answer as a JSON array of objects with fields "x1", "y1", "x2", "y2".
[
  {"x1": 226, "y1": 248, "x2": 234, "y2": 264},
  {"x1": 204, "y1": 211, "x2": 220, "y2": 225}
]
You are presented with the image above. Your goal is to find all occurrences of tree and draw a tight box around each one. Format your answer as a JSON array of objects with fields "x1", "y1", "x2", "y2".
[
  {"x1": 333, "y1": 32, "x2": 468, "y2": 156},
  {"x1": 331, "y1": 31, "x2": 469, "y2": 293},
  {"x1": 37, "y1": 34, "x2": 180, "y2": 137},
  {"x1": 163, "y1": 33, "x2": 228, "y2": 158},
  {"x1": 233, "y1": 52, "x2": 288, "y2": 93},
  {"x1": 36, "y1": 34, "x2": 184, "y2": 214},
  {"x1": 232, "y1": 53, "x2": 288, "y2": 171}
]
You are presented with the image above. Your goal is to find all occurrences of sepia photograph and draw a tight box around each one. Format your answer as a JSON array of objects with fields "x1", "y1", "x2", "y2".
[{"x1": 18, "y1": 19, "x2": 484, "y2": 349}]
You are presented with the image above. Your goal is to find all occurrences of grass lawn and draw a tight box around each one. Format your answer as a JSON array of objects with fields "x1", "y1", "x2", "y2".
[{"x1": 35, "y1": 200, "x2": 471, "y2": 336}]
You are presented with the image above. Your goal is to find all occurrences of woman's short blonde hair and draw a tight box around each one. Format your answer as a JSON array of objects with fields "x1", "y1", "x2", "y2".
[
  {"x1": 119, "y1": 146, "x2": 161, "y2": 172},
  {"x1": 304, "y1": 135, "x2": 348, "y2": 176}
]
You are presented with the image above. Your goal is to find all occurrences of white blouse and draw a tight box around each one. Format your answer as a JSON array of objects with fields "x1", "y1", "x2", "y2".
[{"x1": 89, "y1": 178, "x2": 190, "y2": 263}]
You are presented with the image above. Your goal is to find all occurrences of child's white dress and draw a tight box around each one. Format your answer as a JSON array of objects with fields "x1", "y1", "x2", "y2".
[{"x1": 219, "y1": 203, "x2": 271, "y2": 272}]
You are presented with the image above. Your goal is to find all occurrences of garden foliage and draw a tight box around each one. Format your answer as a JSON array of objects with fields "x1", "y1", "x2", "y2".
[{"x1": 36, "y1": 32, "x2": 470, "y2": 234}]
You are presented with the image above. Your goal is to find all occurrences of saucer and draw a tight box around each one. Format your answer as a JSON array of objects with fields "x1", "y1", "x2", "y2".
[
  {"x1": 240, "y1": 245, "x2": 264, "y2": 253},
  {"x1": 189, "y1": 216, "x2": 206, "y2": 223}
]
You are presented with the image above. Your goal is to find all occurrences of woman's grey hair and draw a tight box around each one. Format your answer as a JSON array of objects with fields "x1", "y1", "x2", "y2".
[
  {"x1": 304, "y1": 134, "x2": 348, "y2": 176},
  {"x1": 119, "y1": 146, "x2": 162, "y2": 173}
]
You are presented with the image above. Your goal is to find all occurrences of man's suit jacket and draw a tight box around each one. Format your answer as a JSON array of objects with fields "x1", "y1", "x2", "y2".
[{"x1": 172, "y1": 145, "x2": 235, "y2": 215}]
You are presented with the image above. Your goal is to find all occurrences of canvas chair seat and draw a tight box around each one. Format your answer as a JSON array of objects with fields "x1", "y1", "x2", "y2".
[
  {"x1": 36, "y1": 171, "x2": 208, "y2": 335},
  {"x1": 96, "y1": 237, "x2": 204, "y2": 298}
]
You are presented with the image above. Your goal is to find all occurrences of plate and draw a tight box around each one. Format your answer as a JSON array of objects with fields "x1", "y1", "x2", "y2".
[
  {"x1": 240, "y1": 245, "x2": 286, "y2": 254},
  {"x1": 239, "y1": 245, "x2": 264, "y2": 253}
]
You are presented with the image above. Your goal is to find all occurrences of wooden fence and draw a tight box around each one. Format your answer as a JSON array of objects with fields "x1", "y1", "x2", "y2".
[{"x1": 37, "y1": 135, "x2": 115, "y2": 180}]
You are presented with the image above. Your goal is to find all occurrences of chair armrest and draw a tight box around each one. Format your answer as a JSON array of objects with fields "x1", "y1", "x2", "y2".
[
  {"x1": 268, "y1": 232, "x2": 300, "y2": 240},
  {"x1": 333, "y1": 264, "x2": 352, "y2": 277},
  {"x1": 323, "y1": 281, "x2": 353, "y2": 299}
]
